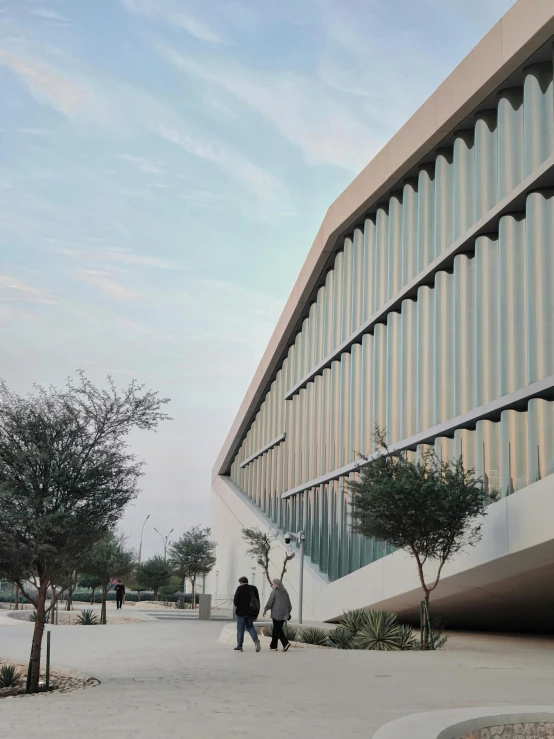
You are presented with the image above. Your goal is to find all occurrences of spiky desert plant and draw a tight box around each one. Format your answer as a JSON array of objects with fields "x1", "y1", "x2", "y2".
[
  {"x1": 338, "y1": 609, "x2": 371, "y2": 637},
  {"x1": 284, "y1": 623, "x2": 298, "y2": 642},
  {"x1": 0, "y1": 664, "x2": 22, "y2": 688},
  {"x1": 76, "y1": 609, "x2": 99, "y2": 625},
  {"x1": 353, "y1": 611, "x2": 404, "y2": 651},
  {"x1": 297, "y1": 626, "x2": 329, "y2": 646},
  {"x1": 396, "y1": 623, "x2": 417, "y2": 651},
  {"x1": 328, "y1": 626, "x2": 354, "y2": 649}
]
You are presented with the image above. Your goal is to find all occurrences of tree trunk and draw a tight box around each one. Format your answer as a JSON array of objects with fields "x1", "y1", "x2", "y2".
[
  {"x1": 191, "y1": 577, "x2": 196, "y2": 609},
  {"x1": 422, "y1": 593, "x2": 431, "y2": 650},
  {"x1": 101, "y1": 584, "x2": 107, "y2": 625},
  {"x1": 90, "y1": 587, "x2": 96, "y2": 605},
  {"x1": 50, "y1": 584, "x2": 57, "y2": 625},
  {"x1": 14, "y1": 582, "x2": 19, "y2": 610},
  {"x1": 66, "y1": 572, "x2": 77, "y2": 611},
  {"x1": 28, "y1": 579, "x2": 48, "y2": 693},
  {"x1": 154, "y1": 587, "x2": 158, "y2": 601}
]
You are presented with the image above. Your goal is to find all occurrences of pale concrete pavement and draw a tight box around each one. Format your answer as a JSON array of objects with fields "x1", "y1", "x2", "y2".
[{"x1": 2, "y1": 611, "x2": 554, "y2": 739}]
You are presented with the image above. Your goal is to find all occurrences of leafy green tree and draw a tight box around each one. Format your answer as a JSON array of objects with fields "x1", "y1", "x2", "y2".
[
  {"x1": 169, "y1": 526, "x2": 216, "y2": 606},
  {"x1": 347, "y1": 427, "x2": 490, "y2": 648},
  {"x1": 159, "y1": 575, "x2": 182, "y2": 600},
  {"x1": 241, "y1": 527, "x2": 295, "y2": 585},
  {"x1": 78, "y1": 573, "x2": 104, "y2": 604},
  {"x1": 80, "y1": 533, "x2": 136, "y2": 623},
  {"x1": 0, "y1": 373, "x2": 169, "y2": 691},
  {"x1": 136, "y1": 555, "x2": 171, "y2": 600}
]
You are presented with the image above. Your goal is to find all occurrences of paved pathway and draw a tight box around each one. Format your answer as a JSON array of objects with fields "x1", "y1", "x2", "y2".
[{"x1": 2, "y1": 608, "x2": 554, "y2": 739}]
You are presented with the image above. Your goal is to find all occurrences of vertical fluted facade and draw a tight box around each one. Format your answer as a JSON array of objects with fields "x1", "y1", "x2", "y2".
[{"x1": 226, "y1": 56, "x2": 554, "y2": 583}]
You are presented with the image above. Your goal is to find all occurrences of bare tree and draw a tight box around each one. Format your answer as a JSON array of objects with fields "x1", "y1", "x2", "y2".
[
  {"x1": 241, "y1": 528, "x2": 295, "y2": 586},
  {"x1": 0, "y1": 372, "x2": 169, "y2": 691}
]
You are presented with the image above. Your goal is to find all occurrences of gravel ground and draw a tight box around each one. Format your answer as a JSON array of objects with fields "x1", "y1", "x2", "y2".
[{"x1": 6, "y1": 611, "x2": 143, "y2": 625}]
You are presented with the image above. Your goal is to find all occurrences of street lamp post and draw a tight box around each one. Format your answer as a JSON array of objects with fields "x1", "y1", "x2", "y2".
[
  {"x1": 153, "y1": 527, "x2": 174, "y2": 561},
  {"x1": 285, "y1": 531, "x2": 306, "y2": 624},
  {"x1": 138, "y1": 514, "x2": 150, "y2": 565}
]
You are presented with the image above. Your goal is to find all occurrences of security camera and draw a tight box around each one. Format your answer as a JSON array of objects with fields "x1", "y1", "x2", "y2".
[{"x1": 284, "y1": 532, "x2": 292, "y2": 544}]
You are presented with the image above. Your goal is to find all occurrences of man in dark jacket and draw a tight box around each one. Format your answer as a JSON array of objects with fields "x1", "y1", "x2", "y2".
[{"x1": 233, "y1": 576, "x2": 261, "y2": 652}]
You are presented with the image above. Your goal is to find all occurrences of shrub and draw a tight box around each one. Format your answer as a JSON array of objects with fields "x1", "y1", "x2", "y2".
[
  {"x1": 0, "y1": 664, "x2": 22, "y2": 688},
  {"x1": 77, "y1": 609, "x2": 99, "y2": 625},
  {"x1": 261, "y1": 622, "x2": 298, "y2": 642},
  {"x1": 353, "y1": 611, "x2": 405, "y2": 651},
  {"x1": 284, "y1": 622, "x2": 298, "y2": 642},
  {"x1": 297, "y1": 627, "x2": 329, "y2": 646},
  {"x1": 339, "y1": 609, "x2": 372, "y2": 636},
  {"x1": 396, "y1": 624, "x2": 418, "y2": 651},
  {"x1": 328, "y1": 626, "x2": 354, "y2": 649}
]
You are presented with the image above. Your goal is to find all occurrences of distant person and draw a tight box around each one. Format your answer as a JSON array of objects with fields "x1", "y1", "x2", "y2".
[
  {"x1": 114, "y1": 580, "x2": 125, "y2": 610},
  {"x1": 263, "y1": 579, "x2": 292, "y2": 652},
  {"x1": 233, "y1": 576, "x2": 261, "y2": 652}
]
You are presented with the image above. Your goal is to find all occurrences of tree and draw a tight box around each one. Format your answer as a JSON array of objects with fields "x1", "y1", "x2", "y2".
[
  {"x1": 347, "y1": 427, "x2": 491, "y2": 649},
  {"x1": 159, "y1": 575, "x2": 183, "y2": 600},
  {"x1": 78, "y1": 573, "x2": 104, "y2": 604},
  {"x1": 80, "y1": 533, "x2": 136, "y2": 623},
  {"x1": 169, "y1": 526, "x2": 216, "y2": 607},
  {"x1": 136, "y1": 555, "x2": 170, "y2": 600},
  {"x1": 241, "y1": 527, "x2": 295, "y2": 586},
  {"x1": 0, "y1": 372, "x2": 169, "y2": 691}
]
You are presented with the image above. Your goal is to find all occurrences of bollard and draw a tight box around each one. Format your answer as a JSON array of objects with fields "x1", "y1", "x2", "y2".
[
  {"x1": 45, "y1": 631, "x2": 51, "y2": 690},
  {"x1": 198, "y1": 594, "x2": 212, "y2": 620}
]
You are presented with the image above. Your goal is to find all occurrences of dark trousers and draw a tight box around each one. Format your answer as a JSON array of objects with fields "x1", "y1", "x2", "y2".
[
  {"x1": 270, "y1": 619, "x2": 289, "y2": 650},
  {"x1": 116, "y1": 595, "x2": 123, "y2": 609}
]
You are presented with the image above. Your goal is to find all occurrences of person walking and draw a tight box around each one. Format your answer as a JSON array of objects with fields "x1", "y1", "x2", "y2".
[
  {"x1": 233, "y1": 576, "x2": 261, "y2": 652},
  {"x1": 263, "y1": 579, "x2": 292, "y2": 652},
  {"x1": 114, "y1": 580, "x2": 125, "y2": 610}
]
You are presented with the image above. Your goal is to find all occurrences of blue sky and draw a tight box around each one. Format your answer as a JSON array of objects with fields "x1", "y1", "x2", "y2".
[{"x1": 0, "y1": 0, "x2": 516, "y2": 559}]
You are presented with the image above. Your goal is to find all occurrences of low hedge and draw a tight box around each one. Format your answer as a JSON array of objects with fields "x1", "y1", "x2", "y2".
[{"x1": 0, "y1": 591, "x2": 199, "y2": 605}]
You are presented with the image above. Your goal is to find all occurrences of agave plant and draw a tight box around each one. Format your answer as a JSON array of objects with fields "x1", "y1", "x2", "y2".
[
  {"x1": 328, "y1": 625, "x2": 354, "y2": 649},
  {"x1": 297, "y1": 627, "x2": 329, "y2": 646},
  {"x1": 0, "y1": 664, "x2": 22, "y2": 688},
  {"x1": 284, "y1": 623, "x2": 298, "y2": 642},
  {"x1": 77, "y1": 609, "x2": 99, "y2": 625},
  {"x1": 29, "y1": 610, "x2": 37, "y2": 622},
  {"x1": 353, "y1": 610, "x2": 404, "y2": 651},
  {"x1": 395, "y1": 623, "x2": 417, "y2": 651},
  {"x1": 338, "y1": 609, "x2": 371, "y2": 637}
]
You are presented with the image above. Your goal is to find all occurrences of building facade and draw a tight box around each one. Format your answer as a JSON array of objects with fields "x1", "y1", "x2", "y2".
[{"x1": 211, "y1": 0, "x2": 554, "y2": 630}]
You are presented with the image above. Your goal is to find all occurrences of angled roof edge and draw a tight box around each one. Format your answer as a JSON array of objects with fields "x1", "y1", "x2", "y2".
[{"x1": 213, "y1": 0, "x2": 554, "y2": 481}]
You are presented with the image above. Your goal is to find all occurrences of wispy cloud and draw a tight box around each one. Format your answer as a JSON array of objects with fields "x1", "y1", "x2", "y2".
[
  {"x1": 120, "y1": 0, "x2": 223, "y2": 43},
  {"x1": 118, "y1": 154, "x2": 165, "y2": 176},
  {"x1": 29, "y1": 7, "x2": 70, "y2": 22},
  {"x1": 0, "y1": 51, "x2": 99, "y2": 119},
  {"x1": 158, "y1": 124, "x2": 283, "y2": 202},
  {"x1": 74, "y1": 269, "x2": 139, "y2": 300},
  {"x1": 0, "y1": 273, "x2": 59, "y2": 305},
  {"x1": 158, "y1": 45, "x2": 385, "y2": 172},
  {"x1": 56, "y1": 245, "x2": 179, "y2": 270}
]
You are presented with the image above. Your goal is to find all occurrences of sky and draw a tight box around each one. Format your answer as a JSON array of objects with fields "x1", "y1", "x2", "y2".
[{"x1": 0, "y1": 0, "x2": 516, "y2": 559}]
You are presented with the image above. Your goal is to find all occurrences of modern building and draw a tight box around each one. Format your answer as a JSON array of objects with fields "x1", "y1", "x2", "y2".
[{"x1": 211, "y1": 0, "x2": 554, "y2": 631}]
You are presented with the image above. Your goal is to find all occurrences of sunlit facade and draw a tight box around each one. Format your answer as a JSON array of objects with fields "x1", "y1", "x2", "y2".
[{"x1": 211, "y1": 1, "x2": 554, "y2": 629}]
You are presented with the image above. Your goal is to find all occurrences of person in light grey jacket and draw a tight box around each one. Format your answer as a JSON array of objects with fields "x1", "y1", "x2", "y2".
[{"x1": 263, "y1": 579, "x2": 292, "y2": 652}]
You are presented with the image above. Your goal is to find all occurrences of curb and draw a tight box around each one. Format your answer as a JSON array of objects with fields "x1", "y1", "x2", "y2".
[{"x1": 372, "y1": 707, "x2": 554, "y2": 739}]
